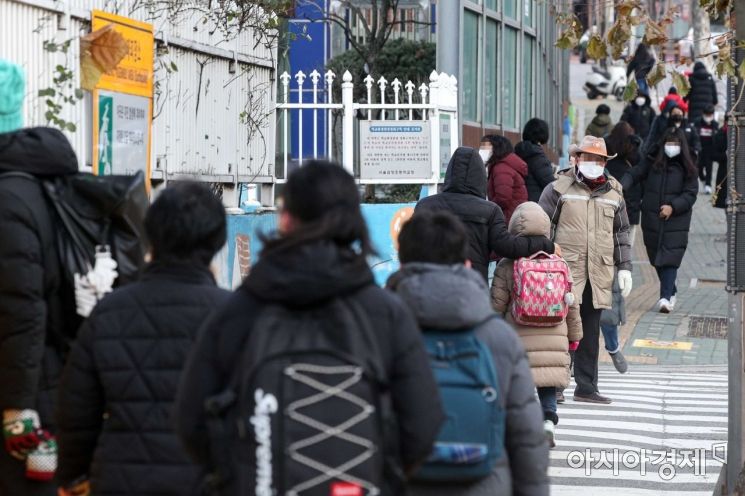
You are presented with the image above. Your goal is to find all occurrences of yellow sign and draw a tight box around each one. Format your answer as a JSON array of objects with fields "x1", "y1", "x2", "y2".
[
  {"x1": 632, "y1": 339, "x2": 693, "y2": 351},
  {"x1": 91, "y1": 11, "x2": 154, "y2": 98}
]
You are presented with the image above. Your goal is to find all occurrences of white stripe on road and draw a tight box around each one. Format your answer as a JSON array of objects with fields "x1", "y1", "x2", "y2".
[
  {"x1": 557, "y1": 428, "x2": 725, "y2": 450},
  {"x1": 559, "y1": 418, "x2": 727, "y2": 434},
  {"x1": 572, "y1": 389, "x2": 726, "y2": 399},
  {"x1": 549, "y1": 466, "x2": 720, "y2": 483},
  {"x1": 549, "y1": 450, "x2": 725, "y2": 467},
  {"x1": 594, "y1": 378, "x2": 727, "y2": 388},
  {"x1": 559, "y1": 409, "x2": 727, "y2": 423},
  {"x1": 560, "y1": 402, "x2": 727, "y2": 413},
  {"x1": 567, "y1": 394, "x2": 727, "y2": 406},
  {"x1": 551, "y1": 485, "x2": 713, "y2": 496}
]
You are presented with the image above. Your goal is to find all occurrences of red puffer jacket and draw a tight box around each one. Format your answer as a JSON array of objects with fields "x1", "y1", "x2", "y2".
[{"x1": 487, "y1": 152, "x2": 529, "y2": 223}]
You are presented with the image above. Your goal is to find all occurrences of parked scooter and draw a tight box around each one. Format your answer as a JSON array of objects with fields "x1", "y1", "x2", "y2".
[{"x1": 583, "y1": 65, "x2": 626, "y2": 101}]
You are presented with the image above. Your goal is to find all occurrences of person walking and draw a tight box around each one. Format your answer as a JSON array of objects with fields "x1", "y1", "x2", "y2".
[
  {"x1": 480, "y1": 134, "x2": 528, "y2": 223},
  {"x1": 490, "y1": 202, "x2": 583, "y2": 447},
  {"x1": 175, "y1": 161, "x2": 443, "y2": 496},
  {"x1": 620, "y1": 92, "x2": 655, "y2": 140},
  {"x1": 416, "y1": 147, "x2": 556, "y2": 280},
  {"x1": 55, "y1": 183, "x2": 230, "y2": 496},
  {"x1": 693, "y1": 104, "x2": 720, "y2": 194},
  {"x1": 626, "y1": 43, "x2": 655, "y2": 95},
  {"x1": 515, "y1": 118, "x2": 556, "y2": 202},
  {"x1": 0, "y1": 60, "x2": 81, "y2": 496},
  {"x1": 646, "y1": 100, "x2": 701, "y2": 162},
  {"x1": 585, "y1": 104, "x2": 614, "y2": 138},
  {"x1": 685, "y1": 61, "x2": 718, "y2": 123},
  {"x1": 622, "y1": 128, "x2": 698, "y2": 313},
  {"x1": 388, "y1": 210, "x2": 549, "y2": 496},
  {"x1": 539, "y1": 136, "x2": 633, "y2": 404}
]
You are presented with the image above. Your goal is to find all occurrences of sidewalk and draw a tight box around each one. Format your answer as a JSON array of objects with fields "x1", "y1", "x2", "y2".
[{"x1": 601, "y1": 188, "x2": 729, "y2": 366}]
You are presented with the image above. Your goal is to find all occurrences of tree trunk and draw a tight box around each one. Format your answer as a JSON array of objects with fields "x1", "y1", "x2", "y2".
[{"x1": 692, "y1": 0, "x2": 713, "y2": 70}]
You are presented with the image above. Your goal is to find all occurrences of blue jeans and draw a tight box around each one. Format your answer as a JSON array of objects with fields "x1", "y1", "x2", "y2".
[
  {"x1": 655, "y1": 266, "x2": 678, "y2": 300},
  {"x1": 636, "y1": 77, "x2": 649, "y2": 96},
  {"x1": 600, "y1": 323, "x2": 620, "y2": 354},
  {"x1": 538, "y1": 387, "x2": 558, "y2": 424}
]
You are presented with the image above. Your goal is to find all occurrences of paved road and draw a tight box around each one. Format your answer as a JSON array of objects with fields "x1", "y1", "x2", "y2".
[{"x1": 550, "y1": 367, "x2": 727, "y2": 495}]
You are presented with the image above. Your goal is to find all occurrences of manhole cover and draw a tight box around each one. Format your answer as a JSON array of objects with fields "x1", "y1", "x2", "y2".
[{"x1": 687, "y1": 316, "x2": 729, "y2": 339}]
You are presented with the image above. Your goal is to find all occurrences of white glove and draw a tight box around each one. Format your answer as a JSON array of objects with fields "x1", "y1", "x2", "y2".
[
  {"x1": 74, "y1": 274, "x2": 98, "y2": 318},
  {"x1": 88, "y1": 251, "x2": 118, "y2": 299},
  {"x1": 618, "y1": 270, "x2": 633, "y2": 298}
]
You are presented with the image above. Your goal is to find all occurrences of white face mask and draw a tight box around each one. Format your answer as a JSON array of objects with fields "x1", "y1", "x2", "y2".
[
  {"x1": 478, "y1": 149, "x2": 492, "y2": 164},
  {"x1": 704, "y1": 115, "x2": 714, "y2": 124},
  {"x1": 578, "y1": 162, "x2": 605, "y2": 179},
  {"x1": 664, "y1": 144, "x2": 681, "y2": 158},
  {"x1": 635, "y1": 97, "x2": 646, "y2": 106}
]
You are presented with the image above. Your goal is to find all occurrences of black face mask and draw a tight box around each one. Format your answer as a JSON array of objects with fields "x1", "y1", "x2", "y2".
[{"x1": 669, "y1": 115, "x2": 684, "y2": 124}]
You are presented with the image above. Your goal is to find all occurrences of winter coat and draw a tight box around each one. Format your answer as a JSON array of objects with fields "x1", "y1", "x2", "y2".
[
  {"x1": 487, "y1": 152, "x2": 528, "y2": 223},
  {"x1": 658, "y1": 94, "x2": 688, "y2": 114},
  {"x1": 620, "y1": 95, "x2": 656, "y2": 139},
  {"x1": 606, "y1": 157, "x2": 642, "y2": 225},
  {"x1": 626, "y1": 49, "x2": 655, "y2": 80},
  {"x1": 600, "y1": 273, "x2": 626, "y2": 327},
  {"x1": 694, "y1": 117, "x2": 720, "y2": 153},
  {"x1": 644, "y1": 110, "x2": 702, "y2": 160},
  {"x1": 174, "y1": 241, "x2": 444, "y2": 495},
  {"x1": 622, "y1": 156, "x2": 698, "y2": 268},
  {"x1": 489, "y1": 203, "x2": 583, "y2": 389},
  {"x1": 539, "y1": 173, "x2": 633, "y2": 310},
  {"x1": 585, "y1": 114, "x2": 614, "y2": 138},
  {"x1": 55, "y1": 263, "x2": 230, "y2": 495},
  {"x1": 514, "y1": 141, "x2": 556, "y2": 202},
  {"x1": 416, "y1": 147, "x2": 554, "y2": 280},
  {"x1": 686, "y1": 63, "x2": 718, "y2": 123},
  {"x1": 388, "y1": 263, "x2": 549, "y2": 496}
]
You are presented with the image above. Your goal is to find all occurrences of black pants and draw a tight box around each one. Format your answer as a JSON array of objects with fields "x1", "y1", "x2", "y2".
[
  {"x1": 574, "y1": 283, "x2": 603, "y2": 396},
  {"x1": 699, "y1": 153, "x2": 713, "y2": 186}
]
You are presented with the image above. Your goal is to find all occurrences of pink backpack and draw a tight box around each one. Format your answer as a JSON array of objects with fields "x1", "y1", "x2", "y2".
[{"x1": 510, "y1": 251, "x2": 573, "y2": 327}]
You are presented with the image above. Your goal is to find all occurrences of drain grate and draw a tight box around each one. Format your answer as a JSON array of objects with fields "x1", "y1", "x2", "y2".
[{"x1": 687, "y1": 316, "x2": 729, "y2": 339}]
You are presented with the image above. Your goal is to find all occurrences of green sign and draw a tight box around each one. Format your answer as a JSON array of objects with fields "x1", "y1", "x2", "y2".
[{"x1": 97, "y1": 94, "x2": 113, "y2": 175}]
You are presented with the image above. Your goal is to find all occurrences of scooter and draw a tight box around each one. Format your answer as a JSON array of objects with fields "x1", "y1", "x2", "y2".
[{"x1": 583, "y1": 65, "x2": 627, "y2": 101}]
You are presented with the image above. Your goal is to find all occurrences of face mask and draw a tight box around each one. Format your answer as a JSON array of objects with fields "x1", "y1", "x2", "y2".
[
  {"x1": 578, "y1": 162, "x2": 605, "y2": 180},
  {"x1": 670, "y1": 115, "x2": 683, "y2": 125},
  {"x1": 635, "y1": 97, "x2": 646, "y2": 106},
  {"x1": 704, "y1": 115, "x2": 714, "y2": 124},
  {"x1": 664, "y1": 145, "x2": 681, "y2": 158},
  {"x1": 478, "y1": 149, "x2": 492, "y2": 164}
]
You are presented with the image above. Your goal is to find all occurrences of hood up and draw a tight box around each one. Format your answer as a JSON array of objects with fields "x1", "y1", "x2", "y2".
[
  {"x1": 0, "y1": 127, "x2": 78, "y2": 176},
  {"x1": 387, "y1": 263, "x2": 493, "y2": 330},
  {"x1": 442, "y1": 146, "x2": 487, "y2": 197},
  {"x1": 508, "y1": 201, "x2": 551, "y2": 237},
  {"x1": 245, "y1": 240, "x2": 374, "y2": 307},
  {"x1": 591, "y1": 113, "x2": 612, "y2": 127},
  {"x1": 495, "y1": 152, "x2": 528, "y2": 177},
  {"x1": 693, "y1": 62, "x2": 710, "y2": 79},
  {"x1": 514, "y1": 140, "x2": 546, "y2": 162}
]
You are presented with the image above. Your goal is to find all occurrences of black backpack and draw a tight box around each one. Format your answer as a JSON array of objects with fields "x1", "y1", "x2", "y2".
[{"x1": 205, "y1": 297, "x2": 398, "y2": 496}]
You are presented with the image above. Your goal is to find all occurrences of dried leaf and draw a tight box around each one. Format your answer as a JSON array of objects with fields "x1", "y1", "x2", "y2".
[
  {"x1": 647, "y1": 63, "x2": 666, "y2": 88},
  {"x1": 643, "y1": 19, "x2": 668, "y2": 46},
  {"x1": 715, "y1": 43, "x2": 736, "y2": 78},
  {"x1": 670, "y1": 71, "x2": 690, "y2": 98},
  {"x1": 607, "y1": 18, "x2": 632, "y2": 59},
  {"x1": 616, "y1": 0, "x2": 642, "y2": 17},
  {"x1": 587, "y1": 35, "x2": 608, "y2": 60},
  {"x1": 739, "y1": 59, "x2": 745, "y2": 81},
  {"x1": 80, "y1": 24, "x2": 129, "y2": 91},
  {"x1": 555, "y1": 15, "x2": 583, "y2": 50},
  {"x1": 623, "y1": 77, "x2": 638, "y2": 102}
]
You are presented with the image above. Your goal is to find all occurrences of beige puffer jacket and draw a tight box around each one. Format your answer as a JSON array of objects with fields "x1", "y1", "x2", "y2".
[{"x1": 491, "y1": 202, "x2": 583, "y2": 389}]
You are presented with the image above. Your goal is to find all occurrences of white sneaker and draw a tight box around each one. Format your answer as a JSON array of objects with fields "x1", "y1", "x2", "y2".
[
  {"x1": 658, "y1": 298, "x2": 673, "y2": 313},
  {"x1": 544, "y1": 420, "x2": 556, "y2": 448},
  {"x1": 670, "y1": 295, "x2": 677, "y2": 307},
  {"x1": 705, "y1": 185, "x2": 713, "y2": 195}
]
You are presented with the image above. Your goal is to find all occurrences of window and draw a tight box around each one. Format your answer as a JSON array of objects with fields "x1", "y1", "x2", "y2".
[
  {"x1": 463, "y1": 10, "x2": 479, "y2": 122},
  {"x1": 485, "y1": 20, "x2": 498, "y2": 124},
  {"x1": 502, "y1": 27, "x2": 517, "y2": 128},
  {"x1": 486, "y1": 0, "x2": 497, "y2": 11},
  {"x1": 504, "y1": 0, "x2": 517, "y2": 19},
  {"x1": 523, "y1": 0, "x2": 533, "y2": 27},
  {"x1": 521, "y1": 36, "x2": 534, "y2": 125}
]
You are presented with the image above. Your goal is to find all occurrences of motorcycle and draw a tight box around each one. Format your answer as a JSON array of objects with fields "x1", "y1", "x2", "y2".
[{"x1": 583, "y1": 65, "x2": 626, "y2": 101}]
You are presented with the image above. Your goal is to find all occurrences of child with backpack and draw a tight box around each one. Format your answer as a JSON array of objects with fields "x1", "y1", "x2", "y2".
[
  {"x1": 490, "y1": 202, "x2": 583, "y2": 448},
  {"x1": 388, "y1": 210, "x2": 549, "y2": 496}
]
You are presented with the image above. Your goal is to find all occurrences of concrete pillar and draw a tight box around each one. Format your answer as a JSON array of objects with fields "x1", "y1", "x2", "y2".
[{"x1": 436, "y1": 0, "x2": 459, "y2": 82}]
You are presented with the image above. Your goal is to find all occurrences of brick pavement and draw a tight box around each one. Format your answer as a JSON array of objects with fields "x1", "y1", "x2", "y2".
[{"x1": 601, "y1": 183, "x2": 730, "y2": 367}]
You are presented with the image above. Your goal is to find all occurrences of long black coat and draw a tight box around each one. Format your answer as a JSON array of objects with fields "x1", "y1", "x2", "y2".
[
  {"x1": 606, "y1": 157, "x2": 642, "y2": 225},
  {"x1": 514, "y1": 141, "x2": 556, "y2": 202},
  {"x1": 56, "y1": 263, "x2": 230, "y2": 495},
  {"x1": 686, "y1": 63, "x2": 718, "y2": 123},
  {"x1": 416, "y1": 147, "x2": 554, "y2": 279},
  {"x1": 620, "y1": 95, "x2": 656, "y2": 140},
  {"x1": 622, "y1": 157, "x2": 698, "y2": 268},
  {"x1": 0, "y1": 128, "x2": 79, "y2": 496}
]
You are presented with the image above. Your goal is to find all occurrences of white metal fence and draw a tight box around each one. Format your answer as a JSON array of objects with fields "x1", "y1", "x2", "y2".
[{"x1": 276, "y1": 68, "x2": 459, "y2": 193}]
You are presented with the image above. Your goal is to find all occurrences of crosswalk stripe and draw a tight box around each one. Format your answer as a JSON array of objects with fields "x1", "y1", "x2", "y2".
[
  {"x1": 549, "y1": 450, "x2": 725, "y2": 467},
  {"x1": 551, "y1": 487, "x2": 713, "y2": 496},
  {"x1": 560, "y1": 402, "x2": 728, "y2": 414},
  {"x1": 550, "y1": 466, "x2": 720, "y2": 483},
  {"x1": 559, "y1": 418, "x2": 727, "y2": 434},
  {"x1": 567, "y1": 394, "x2": 727, "y2": 406},
  {"x1": 559, "y1": 409, "x2": 727, "y2": 423}
]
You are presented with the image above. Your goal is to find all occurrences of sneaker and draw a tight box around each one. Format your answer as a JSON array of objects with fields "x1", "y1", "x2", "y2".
[
  {"x1": 670, "y1": 295, "x2": 677, "y2": 307},
  {"x1": 609, "y1": 350, "x2": 628, "y2": 373},
  {"x1": 556, "y1": 390, "x2": 565, "y2": 404},
  {"x1": 544, "y1": 420, "x2": 556, "y2": 448},
  {"x1": 705, "y1": 185, "x2": 713, "y2": 195},
  {"x1": 573, "y1": 392, "x2": 612, "y2": 404},
  {"x1": 657, "y1": 298, "x2": 673, "y2": 313}
]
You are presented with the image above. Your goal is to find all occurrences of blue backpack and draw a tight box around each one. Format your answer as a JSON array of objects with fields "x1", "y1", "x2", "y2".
[{"x1": 414, "y1": 321, "x2": 505, "y2": 482}]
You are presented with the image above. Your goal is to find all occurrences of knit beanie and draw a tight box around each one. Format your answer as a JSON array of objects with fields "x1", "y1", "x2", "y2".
[{"x1": 0, "y1": 60, "x2": 25, "y2": 134}]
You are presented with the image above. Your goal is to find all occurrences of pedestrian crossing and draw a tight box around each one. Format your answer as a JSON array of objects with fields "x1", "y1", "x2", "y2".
[{"x1": 549, "y1": 368, "x2": 728, "y2": 495}]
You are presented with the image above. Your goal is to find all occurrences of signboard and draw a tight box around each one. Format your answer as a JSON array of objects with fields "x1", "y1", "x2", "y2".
[
  {"x1": 93, "y1": 90, "x2": 151, "y2": 176},
  {"x1": 439, "y1": 114, "x2": 452, "y2": 179},
  {"x1": 91, "y1": 10, "x2": 154, "y2": 98},
  {"x1": 359, "y1": 121, "x2": 432, "y2": 180}
]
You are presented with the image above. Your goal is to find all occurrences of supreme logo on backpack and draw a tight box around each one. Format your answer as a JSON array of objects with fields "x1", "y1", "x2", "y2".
[
  {"x1": 511, "y1": 251, "x2": 573, "y2": 327},
  {"x1": 206, "y1": 298, "x2": 391, "y2": 496}
]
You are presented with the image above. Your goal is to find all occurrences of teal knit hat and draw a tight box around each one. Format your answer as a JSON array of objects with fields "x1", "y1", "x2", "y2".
[{"x1": 0, "y1": 60, "x2": 25, "y2": 134}]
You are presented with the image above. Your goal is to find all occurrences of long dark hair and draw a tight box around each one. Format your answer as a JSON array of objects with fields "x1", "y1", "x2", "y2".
[
  {"x1": 652, "y1": 128, "x2": 697, "y2": 178},
  {"x1": 262, "y1": 160, "x2": 375, "y2": 257},
  {"x1": 481, "y1": 134, "x2": 513, "y2": 170},
  {"x1": 606, "y1": 122, "x2": 635, "y2": 159}
]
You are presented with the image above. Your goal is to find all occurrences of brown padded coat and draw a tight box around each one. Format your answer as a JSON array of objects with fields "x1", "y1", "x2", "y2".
[{"x1": 491, "y1": 202, "x2": 583, "y2": 389}]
